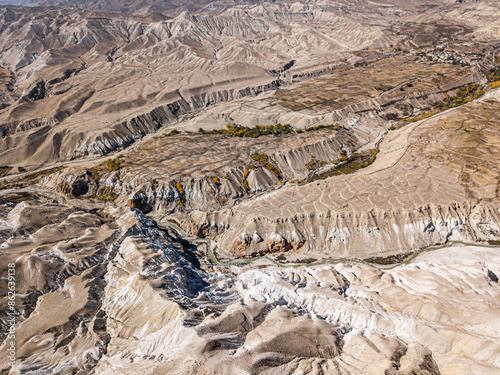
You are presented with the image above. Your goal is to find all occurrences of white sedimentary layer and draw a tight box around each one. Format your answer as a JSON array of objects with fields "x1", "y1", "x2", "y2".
[{"x1": 1, "y1": 202, "x2": 499, "y2": 374}]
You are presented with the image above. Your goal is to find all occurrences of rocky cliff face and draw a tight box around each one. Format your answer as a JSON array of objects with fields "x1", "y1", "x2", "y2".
[
  {"x1": 34, "y1": 88, "x2": 500, "y2": 263},
  {"x1": 41, "y1": 126, "x2": 360, "y2": 210},
  {"x1": 202, "y1": 202, "x2": 500, "y2": 260},
  {"x1": 0, "y1": 202, "x2": 237, "y2": 373},
  {"x1": 183, "y1": 91, "x2": 500, "y2": 260},
  {"x1": 0, "y1": 199, "x2": 498, "y2": 374}
]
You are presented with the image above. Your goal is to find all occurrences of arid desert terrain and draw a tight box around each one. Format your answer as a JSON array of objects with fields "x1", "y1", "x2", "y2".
[{"x1": 0, "y1": 0, "x2": 499, "y2": 374}]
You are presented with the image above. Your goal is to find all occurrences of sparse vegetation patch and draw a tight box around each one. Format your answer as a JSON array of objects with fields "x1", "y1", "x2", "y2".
[
  {"x1": 0, "y1": 166, "x2": 12, "y2": 176},
  {"x1": 176, "y1": 182, "x2": 185, "y2": 199},
  {"x1": 265, "y1": 162, "x2": 282, "y2": 180},
  {"x1": 250, "y1": 153, "x2": 269, "y2": 163},
  {"x1": 199, "y1": 124, "x2": 295, "y2": 138},
  {"x1": 375, "y1": 85, "x2": 393, "y2": 92},
  {"x1": 308, "y1": 148, "x2": 379, "y2": 181},
  {"x1": 365, "y1": 253, "x2": 413, "y2": 265},
  {"x1": 243, "y1": 169, "x2": 250, "y2": 190},
  {"x1": 104, "y1": 158, "x2": 124, "y2": 171},
  {"x1": 490, "y1": 81, "x2": 500, "y2": 90},
  {"x1": 434, "y1": 84, "x2": 484, "y2": 110},
  {"x1": 304, "y1": 124, "x2": 344, "y2": 132},
  {"x1": 165, "y1": 129, "x2": 181, "y2": 137},
  {"x1": 487, "y1": 67, "x2": 500, "y2": 83}
]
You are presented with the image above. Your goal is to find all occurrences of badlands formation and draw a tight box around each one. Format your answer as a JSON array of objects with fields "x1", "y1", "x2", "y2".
[
  {"x1": 0, "y1": 203, "x2": 499, "y2": 374},
  {"x1": 0, "y1": 0, "x2": 499, "y2": 374}
]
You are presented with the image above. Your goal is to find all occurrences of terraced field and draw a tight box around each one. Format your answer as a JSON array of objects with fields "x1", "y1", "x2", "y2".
[{"x1": 275, "y1": 54, "x2": 475, "y2": 112}]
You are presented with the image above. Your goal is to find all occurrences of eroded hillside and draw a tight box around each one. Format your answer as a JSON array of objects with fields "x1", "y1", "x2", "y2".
[
  {"x1": 0, "y1": 0, "x2": 500, "y2": 374},
  {"x1": 0, "y1": 0, "x2": 499, "y2": 167},
  {"x1": 0, "y1": 203, "x2": 499, "y2": 374}
]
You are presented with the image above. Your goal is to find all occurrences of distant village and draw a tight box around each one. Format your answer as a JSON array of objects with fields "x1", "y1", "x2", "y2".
[{"x1": 418, "y1": 48, "x2": 483, "y2": 65}]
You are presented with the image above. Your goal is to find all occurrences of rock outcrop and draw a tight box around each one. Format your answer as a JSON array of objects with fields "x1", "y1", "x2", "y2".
[
  {"x1": 0, "y1": 198, "x2": 499, "y2": 374},
  {"x1": 186, "y1": 91, "x2": 500, "y2": 260}
]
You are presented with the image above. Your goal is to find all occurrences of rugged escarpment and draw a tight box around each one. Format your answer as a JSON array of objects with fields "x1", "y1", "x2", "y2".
[
  {"x1": 0, "y1": 199, "x2": 499, "y2": 374},
  {"x1": 28, "y1": 88, "x2": 500, "y2": 262},
  {"x1": 0, "y1": 78, "x2": 283, "y2": 164},
  {"x1": 69, "y1": 79, "x2": 284, "y2": 159},
  {"x1": 199, "y1": 202, "x2": 500, "y2": 260},
  {"x1": 42, "y1": 127, "x2": 361, "y2": 210},
  {"x1": 36, "y1": 64, "x2": 490, "y2": 213},
  {"x1": 184, "y1": 90, "x2": 500, "y2": 260},
  {"x1": 1, "y1": 0, "x2": 500, "y2": 373},
  {"x1": 0, "y1": 202, "x2": 236, "y2": 373}
]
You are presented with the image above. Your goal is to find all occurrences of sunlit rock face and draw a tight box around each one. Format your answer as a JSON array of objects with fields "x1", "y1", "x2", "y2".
[
  {"x1": 0, "y1": 201, "x2": 499, "y2": 374},
  {"x1": 0, "y1": 0, "x2": 500, "y2": 373},
  {"x1": 0, "y1": 202, "x2": 236, "y2": 374}
]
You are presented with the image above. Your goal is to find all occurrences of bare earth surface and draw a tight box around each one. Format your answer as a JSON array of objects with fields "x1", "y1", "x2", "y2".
[
  {"x1": 0, "y1": 0, "x2": 499, "y2": 374},
  {"x1": 0, "y1": 204, "x2": 498, "y2": 374}
]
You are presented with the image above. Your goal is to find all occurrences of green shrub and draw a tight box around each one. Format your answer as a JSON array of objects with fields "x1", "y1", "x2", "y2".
[
  {"x1": 104, "y1": 159, "x2": 123, "y2": 171},
  {"x1": 305, "y1": 124, "x2": 342, "y2": 132},
  {"x1": 434, "y1": 84, "x2": 484, "y2": 111},
  {"x1": 250, "y1": 153, "x2": 268, "y2": 163},
  {"x1": 487, "y1": 67, "x2": 500, "y2": 83},
  {"x1": 165, "y1": 129, "x2": 180, "y2": 137},
  {"x1": 200, "y1": 123, "x2": 295, "y2": 138},
  {"x1": 97, "y1": 193, "x2": 118, "y2": 201},
  {"x1": 359, "y1": 148, "x2": 379, "y2": 169}
]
